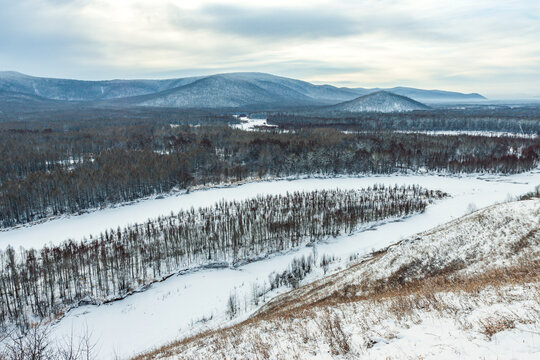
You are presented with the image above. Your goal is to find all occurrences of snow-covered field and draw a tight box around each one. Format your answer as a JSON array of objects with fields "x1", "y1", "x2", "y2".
[
  {"x1": 231, "y1": 116, "x2": 277, "y2": 130},
  {"x1": 1, "y1": 171, "x2": 539, "y2": 359}
]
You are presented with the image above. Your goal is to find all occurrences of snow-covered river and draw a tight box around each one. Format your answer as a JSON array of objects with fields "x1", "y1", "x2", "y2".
[{"x1": 2, "y1": 171, "x2": 539, "y2": 358}]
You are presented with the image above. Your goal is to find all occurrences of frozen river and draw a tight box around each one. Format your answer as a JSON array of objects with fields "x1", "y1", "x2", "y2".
[{"x1": 1, "y1": 170, "x2": 539, "y2": 358}]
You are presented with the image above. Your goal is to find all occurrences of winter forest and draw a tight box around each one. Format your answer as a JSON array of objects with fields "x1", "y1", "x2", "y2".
[{"x1": 0, "y1": 117, "x2": 537, "y2": 228}]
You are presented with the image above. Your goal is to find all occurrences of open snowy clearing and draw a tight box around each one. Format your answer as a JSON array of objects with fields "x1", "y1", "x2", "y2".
[
  {"x1": 230, "y1": 116, "x2": 277, "y2": 130},
  {"x1": 9, "y1": 170, "x2": 533, "y2": 359}
]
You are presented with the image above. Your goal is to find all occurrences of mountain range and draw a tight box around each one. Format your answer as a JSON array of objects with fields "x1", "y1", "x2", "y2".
[{"x1": 0, "y1": 71, "x2": 486, "y2": 110}]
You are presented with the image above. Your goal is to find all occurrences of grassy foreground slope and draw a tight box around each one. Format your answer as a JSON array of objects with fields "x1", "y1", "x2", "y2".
[{"x1": 136, "y1": 197, "x2": 540, "y2": 359}]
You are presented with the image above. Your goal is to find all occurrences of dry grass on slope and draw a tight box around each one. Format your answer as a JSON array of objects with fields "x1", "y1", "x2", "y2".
[{"x1": 135, "y1": 199, "x2": 540, "y2": 360}]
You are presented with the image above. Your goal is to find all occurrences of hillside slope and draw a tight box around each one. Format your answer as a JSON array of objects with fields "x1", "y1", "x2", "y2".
[{"x1": 139, "y1": 198, "x2": 540, "y2": 359}]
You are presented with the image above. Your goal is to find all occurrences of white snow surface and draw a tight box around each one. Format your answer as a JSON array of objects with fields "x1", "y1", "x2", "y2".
[
  {"x1": 161, "y1": 286, "x2": 540, "y2": 360},
  {"x1": 1, "y1": 171, "x2": 539, "y2": 359},
  {"x1": 231, "y1": 116, "x2": 277, "y2": 130}
]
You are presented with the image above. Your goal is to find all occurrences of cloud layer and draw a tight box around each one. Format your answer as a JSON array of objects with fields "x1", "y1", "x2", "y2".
[{"x1": 1, "y1": 0, "x2": 539, "y2": 98}]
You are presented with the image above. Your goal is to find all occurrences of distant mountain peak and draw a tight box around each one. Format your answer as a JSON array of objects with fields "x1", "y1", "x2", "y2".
[{"x1": 328, "y1": 91, "x2": 430, "y2": 113}]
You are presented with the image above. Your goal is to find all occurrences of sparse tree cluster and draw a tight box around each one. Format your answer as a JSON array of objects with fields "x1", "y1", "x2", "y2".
[
  {"x1": 1, "y1": 325, "x2": 96, "y2": 360},
  {"x1": 0, "y1": 186, "x2": 445, "y2": 330},
  {"x1": 269, "y1": 254, "x2": 316, "y2": 290}
]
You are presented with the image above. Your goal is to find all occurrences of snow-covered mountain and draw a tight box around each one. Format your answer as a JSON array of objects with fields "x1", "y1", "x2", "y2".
[
  {"x1": 0, "y1": 71, "x2": 486, "y2": 109},
  {"x1": 135, "y1": 74, "x2": 323, "y2": 108},
  {"x1": 327, "y1": 90, "x2": 430, "y2": 112},
  {"x1": 0, "y1": 71, "x2": 197, "y2": 101}
]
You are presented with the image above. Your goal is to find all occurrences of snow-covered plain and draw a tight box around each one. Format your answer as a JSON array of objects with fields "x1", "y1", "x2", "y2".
[{"x1": 2, "y1": 171, "x2": 539, "y2": 358}]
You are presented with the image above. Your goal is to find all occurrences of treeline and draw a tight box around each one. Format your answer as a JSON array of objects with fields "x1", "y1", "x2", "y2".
[
  {"x1": 0, "y1": 186, "x2": 445, "y2": 329},
  {"x1": 0, "y1": 101, "x2": 239, "y2": 124},
  {"x1": 0, "y1": 120, "x2": 538, "y2": 227},
  {"x1": 267, "y1": 109, "x2": 540, "y2": 134}
]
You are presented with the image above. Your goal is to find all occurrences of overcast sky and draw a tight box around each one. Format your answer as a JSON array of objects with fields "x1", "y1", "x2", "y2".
[{"x1": 1, "y1": 0, "x2": 539, "y2": 98}]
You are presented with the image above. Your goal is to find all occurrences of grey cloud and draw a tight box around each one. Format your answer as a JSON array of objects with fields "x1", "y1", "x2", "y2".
[
  {"x1": 170, "y1": 3, "x2": 462, "y2": 43},
  {"x1": 249, "y1": 60, "x2": 372, "y2": 79},
  {"x1": 0, "y1": 0, "x2": 100, "y2": 77},
  {"x1": 0, "y1": 0, "x2": 538, "y2": 97},
  {"x1": 142, "y1": 60, "x2": 371, "y2": 81},
  {"x1": 172, "y1": 4, "x2": 363, "y2": 39}
]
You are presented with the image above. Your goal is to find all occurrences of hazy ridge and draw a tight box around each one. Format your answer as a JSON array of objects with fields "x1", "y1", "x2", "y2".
[{"x1": 0, "y1": 71, "x2": 486, "y2": 110}]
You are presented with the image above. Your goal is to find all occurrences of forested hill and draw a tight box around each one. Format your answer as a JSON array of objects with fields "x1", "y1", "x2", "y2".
[{"x1": 322, "y1": 91, "x2": 430, "y2": 113}]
